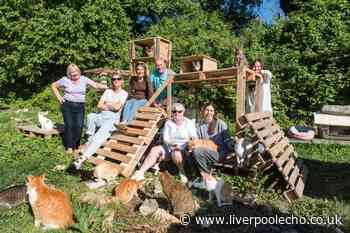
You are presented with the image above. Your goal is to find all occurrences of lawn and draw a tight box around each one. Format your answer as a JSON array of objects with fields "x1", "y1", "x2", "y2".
[{"x1": 0, "y1": 105, "x2": 349, "y2": 233}]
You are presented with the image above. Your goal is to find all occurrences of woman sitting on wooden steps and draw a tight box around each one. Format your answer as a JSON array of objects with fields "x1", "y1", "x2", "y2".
[
  {"x1": 131, "y1": 103, "x2": 197, "y2": 183},
  {"x1": 117, "y1": 62, "x2": 153, "y2": 130},
  {"x1": 67, "y1": 72, "x2": 128, "y2": 172}
]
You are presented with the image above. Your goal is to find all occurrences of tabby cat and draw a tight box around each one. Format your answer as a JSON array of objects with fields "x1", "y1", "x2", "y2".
[
  {"x1": 26, "y1": 174, "x2": 74, "y2": 230},
  {"x1": 159, "y1": 171, "x2": 199, "y2": 217}
]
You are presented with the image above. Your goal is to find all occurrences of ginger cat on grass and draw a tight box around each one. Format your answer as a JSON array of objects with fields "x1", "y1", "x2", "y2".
[
  {"x1": 26, "y1": 173, "x2": 74, "y2": 230},
  {"x1": 93, "y1": 162, "x2": 120, "y2": 183},
  {"x1": 114, "y1": 178, "x2": 143, "y2": 204}
]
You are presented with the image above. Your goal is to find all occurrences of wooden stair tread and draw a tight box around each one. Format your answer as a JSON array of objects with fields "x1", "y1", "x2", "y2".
[
  {"x1": 110, "y1": 134, "x2": 144, "y2": 145},
  {"x1": 245, "y1": 112, "x2": 272, "y2": 122},
  {"x1": 129, "y1": 120, "x2": 155, "y2": 128},
  {"x1": 96, "y1": 149, "x2": 132, "y2": 163},
  {"x1": 138, "y1": 107, "x2": 163, "y2": 113},
  {"x1": 106, "y1": 141, "x2": 138, "y2": 154},
  {"x1": 257, "y1": 124, "x2": 280, "y2": 139},
  {"x1": 267, "y1": 137, "x2": 289, "y2": 157},
  {"x1": 135, "y1": 112, "x2": 160, "y2": 120},
  {"x1": 276, "y1": 145, "x2": 294, "y2": 167}
]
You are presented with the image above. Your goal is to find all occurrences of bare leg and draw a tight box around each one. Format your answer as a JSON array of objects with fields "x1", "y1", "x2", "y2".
[{"x1": 139, "y1": 145, "x2": 166, "y2": 173}]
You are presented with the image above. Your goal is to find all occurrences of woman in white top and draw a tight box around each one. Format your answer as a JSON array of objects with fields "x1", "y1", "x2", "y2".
[
  {"x1": 132, "y1": 103, "x2": 197, "y2": 183},
  {"x1": 253, "y1": 59, "x2": 272, "y2": 113}
]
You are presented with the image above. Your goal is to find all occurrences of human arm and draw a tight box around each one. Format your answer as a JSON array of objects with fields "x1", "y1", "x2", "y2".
[
  {"x1": 86, "y1": 76, "x2": 108, "y2": 90},
  {"x1": 261, "y1": 70, "x2": 272, "y2": 83},
  {"x1": 162, "y1": 120, "x2": 172, "y2": 145},
  {"x1": 51, "y1": 81, "x2": 65, "y2": 104}
]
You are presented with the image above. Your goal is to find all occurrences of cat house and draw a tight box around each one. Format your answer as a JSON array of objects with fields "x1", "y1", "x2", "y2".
[
  {"x1": 179, "y1": 55, "x2": 218, "y2": 73},
  {"x1": 129, "y1": 37, "x2": 172, "y2": 75}
]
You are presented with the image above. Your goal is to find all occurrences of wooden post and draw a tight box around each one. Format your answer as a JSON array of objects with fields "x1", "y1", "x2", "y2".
[
  {"x1": 255, "y1": 76, "x2": 263, "y2": 112},
  {"x1": 167, "y1": 82, "x2": 172, "y2": 118},
  {"x1": 236, "y1": 65, "x2": 246, "y2": 130}
]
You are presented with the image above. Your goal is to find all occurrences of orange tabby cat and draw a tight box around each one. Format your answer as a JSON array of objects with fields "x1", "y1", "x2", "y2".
[
  {"x1": 114, "y1": 178, "x2": 143, "y2": 204},
  {"x1": 26, "y1": 173, "x2": 74, "y2": 230},
  {"x1": 188, "y1": 139, "x2": 218, "y2": 152},
  {"x1": 159, "y1": 171, "x2": 199, "y2": 217},
  {"x1": 93, "y1": 162, "x2": 120, "y2": 183}
]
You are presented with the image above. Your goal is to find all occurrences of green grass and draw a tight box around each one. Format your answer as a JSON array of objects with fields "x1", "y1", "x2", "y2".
[{"x1": 1, "y1": 105, "x2": 350, "y2": 232}]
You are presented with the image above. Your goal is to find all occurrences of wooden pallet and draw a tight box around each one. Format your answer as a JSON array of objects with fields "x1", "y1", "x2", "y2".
[
  {"x1": 17, "y1": 125, "x2": 61, "y2": 139},
  {"x1": 238, "y1": 112, "x2": 308, "y2": 202},
  {"x1": 88, "y1": 107, "x2": 166, "y2": 177}
]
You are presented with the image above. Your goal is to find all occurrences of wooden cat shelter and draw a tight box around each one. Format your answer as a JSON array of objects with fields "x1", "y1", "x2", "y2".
[
  {"x1": 17, "y1": 125, "x2": 61, "y2": 139},
  {"x1": 84, "y1": 36, "x2": 307, "y2": 201},
  {"x1": 237, "y1": 112, "x2": 308, "y2": 202}
]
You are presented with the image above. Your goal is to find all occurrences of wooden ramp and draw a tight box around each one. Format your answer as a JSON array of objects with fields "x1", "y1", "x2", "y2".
[
  {"x1": 17, "y1": 125, "x2": 61, "y2": 139},
  {"x1": 237, "y1": 112, "x2": 308, "y2": 202},
  {"x1": 88, "y1": 107, "x2": 166, "y2": 178}
]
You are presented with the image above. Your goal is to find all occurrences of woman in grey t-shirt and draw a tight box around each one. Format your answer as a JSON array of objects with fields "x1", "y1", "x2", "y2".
[{"x1": 51, "y1": 63, "x2": 107, "y2": 154}]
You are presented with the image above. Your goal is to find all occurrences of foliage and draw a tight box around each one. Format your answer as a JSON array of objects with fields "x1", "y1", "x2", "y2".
[{"x1": 0, "y1": 0, "x2": 130, "y2": 98}]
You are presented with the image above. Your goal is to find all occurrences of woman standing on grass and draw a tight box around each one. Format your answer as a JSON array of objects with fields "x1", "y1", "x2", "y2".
[{"x1": 51, "y1": 63, "x2": 107, "y2": 154}]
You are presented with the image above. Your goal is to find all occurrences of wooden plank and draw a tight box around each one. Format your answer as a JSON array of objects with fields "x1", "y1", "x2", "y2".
[
  {"x1": 294, "y1": 164, "x2": 308, "y2": 198},
  {"x1": 264, "y1": 131, "x2": 285, "y2": 149},
  {"x1": 257, "y1": 124, "x2": 280, "y2": 139},
  {"x1": 314, "y1": 113, "x2": 350, "y2": 127},
  {"x1": 281, "y1": 157, "x2": 295, "y2": 177},
  {"x1": 276, "y1": 145, "x2": 294, "y2": 167},
  {"x1": 138, "y1": 107, "x2": 163, "y2": 114},
  {"x1": 124, "y1": 127, "x2": 149, "y2": 136},
  {"x1": 251, "y1": 118, "x2": 274, "y2": 131},
  {"x1": 17, "y1": 125, "x2": 60, "y2": 135},
  {"x1": 96, "y1": 149, "x2": 132, "y2": 163},
  {"x1": 106, "y1": 142, "x2": 137, "y2": 154},
  {"x1": 129, "y1": 120, "x2": 155, "y2": 128},
  {"x1": 121, "y1": 125, "x2": 160, "y2": 177},
  {"x1": 236, "y1": 66, "x2": 246, "y2": 122},
  {"x1": 245, "y1": 112, "x2": 272, "y2": 122},
  {"x1": 268, "y1": 137, "x2": 289, "y2": 157},
  {"x1": 135, "y1": 112, "x2": 160, "y2": 121},
  {"x1": 287, "y1": 162, "x2": 301, "y2": 188},
  {"x1": 110, "y1": 134, "x2": 144, "y2": 145}
]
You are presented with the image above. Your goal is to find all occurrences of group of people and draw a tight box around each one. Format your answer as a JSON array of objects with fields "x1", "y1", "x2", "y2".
[{"x1": 51, "y1": 56, "x2": 272, "y2": 187}]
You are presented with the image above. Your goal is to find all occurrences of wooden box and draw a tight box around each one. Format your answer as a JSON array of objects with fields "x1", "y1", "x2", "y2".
[
  {"x1": 129, "y1": 37, "x2": 172, "y2": 75},
  {"x1": 179, "y1": 55, "x2": 218, "y2": 73}
]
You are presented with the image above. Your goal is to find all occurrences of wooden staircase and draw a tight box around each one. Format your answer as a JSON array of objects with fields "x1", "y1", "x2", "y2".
[
  {"x1": 237, "y1": 112, "x2": 308, "y2": 202},
  {"x1": 88, "y1": 106, "x2": 166, "y2": 177}
]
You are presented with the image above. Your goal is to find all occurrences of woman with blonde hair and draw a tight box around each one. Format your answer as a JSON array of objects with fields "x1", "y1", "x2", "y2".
[{"x1": 51, "y1": 63, "x2": 107, "y2": 154}]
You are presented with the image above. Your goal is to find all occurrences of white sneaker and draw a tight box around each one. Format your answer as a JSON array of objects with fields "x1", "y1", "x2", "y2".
[
  {"x1": 192, "y1": 180, "x2": 206, "y2": 189},
  {"x1": 131, "y1": 170, "x2": 145, "y2": 181},
  {"x1": 73, "y1": 155, "x2": 87, "y2": 169},
  {"x1": 179, "y1": 173, "x2": 188, "y2": 184}
]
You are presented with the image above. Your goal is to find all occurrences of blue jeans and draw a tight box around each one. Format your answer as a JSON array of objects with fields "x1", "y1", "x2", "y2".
[
  {"x1": 122, "y1": 98, "x2": 147, "y2": 123},
  {"x1": 82, "y1": 111, "x2": 120, "y2": 158},
  {"x1": 61, "y1": 101, "x2": 85, "y2": 150}
]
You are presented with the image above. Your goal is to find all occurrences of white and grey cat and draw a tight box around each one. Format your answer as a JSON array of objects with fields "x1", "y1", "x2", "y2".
[
  {"x1": 38, "y1": 111, "x2": 54, "y2": 130},
  {"x1": 202, "y1": 173, "x2": 234, "y2": 207}
]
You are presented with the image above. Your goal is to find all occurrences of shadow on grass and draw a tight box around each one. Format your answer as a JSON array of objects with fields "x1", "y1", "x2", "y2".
[{"x1": 302, "y1": 158, "x2": 350, "y2": 201}]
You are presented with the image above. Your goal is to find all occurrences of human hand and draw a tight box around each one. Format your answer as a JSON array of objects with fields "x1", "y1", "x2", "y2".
[{"x1": 58, "y1": 96, "x2": 65, "y2": 104}]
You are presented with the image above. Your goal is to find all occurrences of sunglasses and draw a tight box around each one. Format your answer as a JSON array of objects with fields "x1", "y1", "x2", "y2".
[
  {"x1": 112, "y1": 77, "x2": 122, "y2": 81},
  {"x1": 172, "y1": 110, "x2": 183, "y2": 114}
]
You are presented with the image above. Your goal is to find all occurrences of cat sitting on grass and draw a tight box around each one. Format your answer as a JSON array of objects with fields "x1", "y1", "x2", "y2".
[{"x1": 26, "y1": 173, "x2": 74, "y2": 230}]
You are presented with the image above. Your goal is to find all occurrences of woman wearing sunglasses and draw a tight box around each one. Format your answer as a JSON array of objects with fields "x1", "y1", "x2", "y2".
[
  {"x1": 120, "y1": 62, "x2": 153, "y2": 125},
  {"x1": 132, "y1": 103, "x2": 197, "y2": 183},
  {"x1": 68, "y1": 71, "x2": 128, "y2": 171},
  {"x1": 51, "y1": 63, "x2": 108, "y2": 154}
]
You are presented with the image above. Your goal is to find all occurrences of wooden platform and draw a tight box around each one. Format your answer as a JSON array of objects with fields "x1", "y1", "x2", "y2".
[
  {"x1": 17, "y1": 125, "x2": 61, "y2": 139},
  {"x1": 238, "y1": 112, "x2": 308, "y2": 202},
  {"x1": 88, "y1": 107, "x2": 166, "y2": 177}
]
